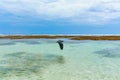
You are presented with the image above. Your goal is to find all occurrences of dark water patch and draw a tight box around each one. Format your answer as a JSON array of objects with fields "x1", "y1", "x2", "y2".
[
  {"x1": 0, "y1": 52, "x2": 65, "y2": 78},
  {"x1": 65, "y1": 40, "x2": 91, "y2": 44},
  {"x1": 13, "y1": 39, "x2": 41, "y2": 45},
  {"x1": 0, "y1": 39, "x2": 16, "y2": 46},
  {"x1": 25, "y1": 41, "x2": 40, "y2": 45},
  {"x1": 0, "y1": 42, "x2": 16, "y2": 46},
  {"x1": 44, "y1": 54, "x2": 65, "y2": 64},
  {"x1": 94, "y1": 48, "x2": 120, "y2": 58},
  {"x1": 5, "y1": 52, "x2": 25, "y2": 58}
]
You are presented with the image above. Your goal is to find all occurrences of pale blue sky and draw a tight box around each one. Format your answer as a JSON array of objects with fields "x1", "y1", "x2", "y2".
[{"x1": 0, "y1": 0, "x2": 120, "y2": 34}]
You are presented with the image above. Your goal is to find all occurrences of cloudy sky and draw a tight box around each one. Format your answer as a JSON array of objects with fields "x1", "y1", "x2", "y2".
[{"x1": 0, "y1": 0, "x2": 120, "y2": 34}]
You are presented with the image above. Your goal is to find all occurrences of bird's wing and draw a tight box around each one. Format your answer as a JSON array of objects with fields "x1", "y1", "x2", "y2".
[{"x1": 58, "y1": 43, "x2": 63, "y2": 50}]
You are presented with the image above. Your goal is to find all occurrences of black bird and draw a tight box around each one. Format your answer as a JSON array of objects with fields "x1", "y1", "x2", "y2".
[{"x1": 57, "y1": 40, "x2": 64, "y2": 50}]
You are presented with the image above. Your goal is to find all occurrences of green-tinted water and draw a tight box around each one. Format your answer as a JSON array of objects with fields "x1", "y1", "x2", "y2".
[{"x1": 0, "y1": 39, "x2": 120, "y2": 80}]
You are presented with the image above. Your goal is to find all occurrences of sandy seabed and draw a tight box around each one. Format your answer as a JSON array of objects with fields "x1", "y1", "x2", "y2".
[{"x1": 0, "y1": 37, "x2": 120, "y2": 80}]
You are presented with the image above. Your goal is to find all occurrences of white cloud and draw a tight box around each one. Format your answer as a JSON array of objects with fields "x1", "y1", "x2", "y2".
[{"x1": 0, "y1": 0, "x2": 120, "y2": 24}]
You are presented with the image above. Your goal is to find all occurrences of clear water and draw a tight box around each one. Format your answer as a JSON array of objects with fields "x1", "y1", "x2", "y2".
[{"x1": 0, "y1": 39, "x2": 120, "y2": 80}]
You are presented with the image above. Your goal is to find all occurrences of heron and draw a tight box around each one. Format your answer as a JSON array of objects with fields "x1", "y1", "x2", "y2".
[{"x1": 57, "y1": 40, "x2": 64, "y2": 50}]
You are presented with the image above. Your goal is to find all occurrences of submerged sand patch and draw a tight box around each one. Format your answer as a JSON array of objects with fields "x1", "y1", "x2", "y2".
[{"x1": 0, "y1": 52, "x2": 64, "y2": 79}]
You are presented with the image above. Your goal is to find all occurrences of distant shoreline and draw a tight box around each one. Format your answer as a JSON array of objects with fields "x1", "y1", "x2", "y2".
[{"x1": 1, "y1": 35, "x2": 120, "y2": 40}]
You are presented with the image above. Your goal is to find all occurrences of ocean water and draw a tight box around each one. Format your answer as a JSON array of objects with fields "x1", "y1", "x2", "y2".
[{"x1": 0, "y1": 39, "x2": 120, "y2": 80}]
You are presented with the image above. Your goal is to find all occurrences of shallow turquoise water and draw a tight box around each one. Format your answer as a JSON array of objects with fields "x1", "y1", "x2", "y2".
[{"x1": 0, "y1": 39, "x2": 120, "y2": 80}]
